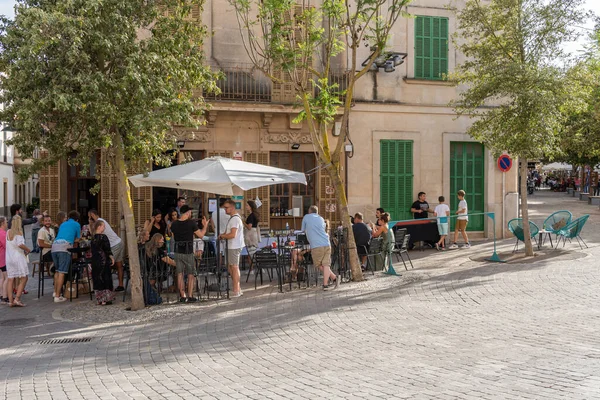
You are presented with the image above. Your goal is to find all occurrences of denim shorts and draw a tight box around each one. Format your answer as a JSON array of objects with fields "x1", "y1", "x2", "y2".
[
  {"x1": 437, "y1": 223, "x2": 449, "y2": 236},
  {"x1": 52, "y1": 251, "x2": 72, "y2": 274}
]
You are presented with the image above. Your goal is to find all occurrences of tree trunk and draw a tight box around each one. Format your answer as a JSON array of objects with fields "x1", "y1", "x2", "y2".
[
  {"x1": 327, "y1": 162, "x2": 364, "y2": 282},
  {"x1": 519, "y1": 158, "x2": 534, "y2": 256},
  {"x1": 114, "y1": 135, "x2": 145, "y2": 310}
]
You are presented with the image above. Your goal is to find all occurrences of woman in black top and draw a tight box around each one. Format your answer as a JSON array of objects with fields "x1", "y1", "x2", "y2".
[
  {"x1": 90, "y1": 220, "x2": 115, "y2": 305},
  {"x1": 144, "y1": 209, "x2": 166, "y2": 238},
  {"x1": 244, "y1": 200, "x2": 260, "y2": 249}
]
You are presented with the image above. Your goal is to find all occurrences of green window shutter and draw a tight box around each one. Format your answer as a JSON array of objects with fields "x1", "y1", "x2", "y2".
[
  {"x1": 380, "y1": 140, "x2": 414, "y2": 222},
  {"x1": 415, "y1": 16, "x2": 449, "y2": 80}
]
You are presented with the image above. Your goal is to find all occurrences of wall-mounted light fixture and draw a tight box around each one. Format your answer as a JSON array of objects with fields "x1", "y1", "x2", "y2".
[
  {"x1": 363, "y1": 49, "x2": 408, "y2": 73},
  {"x1": 177, "y1": 140, "x2": 186, "y2": 149},
  {"x1": 291, "y1": 143, "x2": 301, "y2": 150}
]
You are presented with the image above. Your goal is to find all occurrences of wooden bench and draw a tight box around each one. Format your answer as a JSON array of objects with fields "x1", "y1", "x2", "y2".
[
  {"x1": 579, "y1": 192, "x2": 590, "y2": 201},
  {"x1": 589, "y1": 196, "x2": 600, "y2": 206}
]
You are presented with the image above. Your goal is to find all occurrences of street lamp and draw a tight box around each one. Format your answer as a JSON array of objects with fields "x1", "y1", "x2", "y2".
[{"x1": 362, "y1": 50, "x2": 408, "y2": 73}]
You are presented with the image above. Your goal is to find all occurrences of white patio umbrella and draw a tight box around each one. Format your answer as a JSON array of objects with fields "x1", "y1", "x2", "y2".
[
  {"x1": 128, "y1": 156, "x2": 307, "y2": 195},
  {"x1": 128, "y1": 156, "x2": 307, "y2": 283},
  {"x1": 541, "y1": 162, "x2": 572, "y2": 171}
]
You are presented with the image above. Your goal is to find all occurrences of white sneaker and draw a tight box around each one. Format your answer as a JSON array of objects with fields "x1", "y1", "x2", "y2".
[
  {"x1": 448, "y1": 244, "x2": 458, "y2": 250},
  {"x1": 461, "y1": 243, "x2": 471, "y2": 249},
  {"x1": 54, "y1": 296, "x2": 67, "y2": 303}
]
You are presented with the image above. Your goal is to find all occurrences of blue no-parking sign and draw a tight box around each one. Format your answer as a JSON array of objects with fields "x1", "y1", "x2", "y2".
[{"x1": 497, "y1": 154, "x2": 512, "y2": 172}]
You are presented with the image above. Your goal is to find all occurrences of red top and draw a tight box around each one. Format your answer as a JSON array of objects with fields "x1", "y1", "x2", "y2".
[{"x1": 0, "y1": 229, "x2": 6, "y2": 267}]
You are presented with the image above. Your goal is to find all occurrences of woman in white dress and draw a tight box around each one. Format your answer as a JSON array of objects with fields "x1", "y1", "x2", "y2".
[{"x1": 6, "y1": 215, "x2": 31, "y2": 307}]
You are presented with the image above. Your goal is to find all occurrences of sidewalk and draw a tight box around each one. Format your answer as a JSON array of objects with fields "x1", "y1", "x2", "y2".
[{"x1": 2, "y1": 190, "x2": 599, "y2": 399}]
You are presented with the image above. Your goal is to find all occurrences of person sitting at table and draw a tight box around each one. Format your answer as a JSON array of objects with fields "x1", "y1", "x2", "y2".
[
  {"x1": 352, "y1": 212, "x2": 372, "y2": 270},
  {"x1": 369, "y1": 213, "x2": 395, "y2": 272},
  {"x1": 90, "y1": 219, "x2": 115, "y2": 306},
  {"x1": 144, "y1": 233, "x2": 176, "y2": 290},
  {"x1": 375, "y1": 208, "x2": 385, "y2": 227}
]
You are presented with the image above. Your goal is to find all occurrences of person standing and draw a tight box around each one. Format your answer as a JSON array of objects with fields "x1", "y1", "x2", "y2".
[
  {"x1": 88, "y1": 209, "x2": 125, "y2": 291},
  {"x1": 7, "y1": 204, "x2": 36, "y2": 229},
  {"x1": 433, "y1": 196, "x2": 450, "y2": 251},
  {"x1": 5, "y1": 216, "x2": 31, "y2": 307},
  {"x1": 51, "y1": 210, "x2": 81, "y2": 303},
  {"x1": 37, "y1": 215, "x2": 56, "y2": 265},
  {"x1": 175, "y1": 197, "x2": 186, "y2": 217},
  {"x1": 410, "y1": 192, "x2": 433, "y2": 219},
  {"x1": 89, "y1": 220, "x2": 115, "y2": 305},
  {"x1": 0, "y1": 217, "x2": 8, "y2": 304},
  {"x1": 302, "y1": 205, "x2": 338, "y2": 290},
  {"x1": 170, "y1": 205, "x2": 207, "y2": 302},
  {"x1": 219, "y1": 199, "x2": 245, "y2": 297},
  {"x1": 244, "y1": 200, "x2": 260, "y2": 249},
  {"x1": 144, "y1": 209, "x2": 166, "y2": 238},
  {"x1": 448, "y1": 190, "x2": 470, "y2": 249},
  {"x1": 31, "y1": 209, "x2": 41, "y2": 253}
]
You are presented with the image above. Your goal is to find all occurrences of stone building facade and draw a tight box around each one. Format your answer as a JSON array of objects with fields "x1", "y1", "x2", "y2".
[{"x1": 39, "y1": 0, "x2": 518, "y2": 237}]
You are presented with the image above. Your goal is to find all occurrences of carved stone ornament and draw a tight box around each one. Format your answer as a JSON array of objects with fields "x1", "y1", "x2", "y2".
[
  {"x1": 206, "y1": 110, "x2": 218, "y2": 127},
  {"x1": 263, "y1": 131, "x2": 312, "y2": 144},
  {"x1": 175, "y1": 129, "x2": 212, "y2": 143},
  {"x1": 262, "y1": 112, "x2": 273, "y2": 128}
]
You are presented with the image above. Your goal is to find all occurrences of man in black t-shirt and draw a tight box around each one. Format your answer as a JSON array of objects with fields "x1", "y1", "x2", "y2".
[
  {"x1": 170, "y1": 205, "x2": 207, "y2": 303},
  {"x1": 352, "y1": 212, "x2": 372, "y2": 269},
  {"x1": 411, "y1": 192, "x2": 433, "y2": 219}
]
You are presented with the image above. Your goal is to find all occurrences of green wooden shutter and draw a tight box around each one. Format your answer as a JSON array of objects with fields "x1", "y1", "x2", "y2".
[
  {"x1": 380, "y1": 140, "x2": 413, "y2": 222},
  {"x1": 450, "y1": 142, "x2": 485, "y2": 231},
  {"x1": 415, "y1": 16, "x2": 449, "y2": 80}
]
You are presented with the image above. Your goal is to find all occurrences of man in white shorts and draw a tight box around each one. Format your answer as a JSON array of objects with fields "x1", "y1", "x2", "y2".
[{"x1": 218, "y1": 199, "x2": 244, "y2": 297}]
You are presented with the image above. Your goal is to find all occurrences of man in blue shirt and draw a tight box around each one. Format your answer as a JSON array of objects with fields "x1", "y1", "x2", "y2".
[
  {"x1": 301, "y1": 205, "x2": 338, "y2": 290},
  {"x1": 51, "y1": 210, "x2": 81, "y2": 303}
]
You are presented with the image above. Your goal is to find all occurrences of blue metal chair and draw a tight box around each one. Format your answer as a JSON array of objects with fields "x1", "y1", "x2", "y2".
[
  {"x1": 542, "y1": 210, "x2": 572, "y2": 233},
  {"x1": 508, "y1": 218, "x2": 539, "y2": 253},
  {"x1": 556, "y1": 214, "x2": 590, "y2": 249},
  {"x1": 540, "y1": 210, "x2": 572, "y2": 248}
]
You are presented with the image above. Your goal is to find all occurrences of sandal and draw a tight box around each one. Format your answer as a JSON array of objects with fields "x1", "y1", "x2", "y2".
[{"x1": 11, "y1": 300, "x2": 25, "y2": 307}]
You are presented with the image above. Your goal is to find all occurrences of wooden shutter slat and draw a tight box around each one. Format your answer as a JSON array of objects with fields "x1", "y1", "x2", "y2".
[{"x1": 39, "y1": 151, "x2": 60, "y2": 220}]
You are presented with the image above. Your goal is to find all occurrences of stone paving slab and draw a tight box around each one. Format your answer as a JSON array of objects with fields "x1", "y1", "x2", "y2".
[{"x1": 1, "y1": 189, "x2": 600, "y2": 399}]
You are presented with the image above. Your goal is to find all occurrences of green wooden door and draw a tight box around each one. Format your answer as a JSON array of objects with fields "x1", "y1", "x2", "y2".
[
  {"x1": 450, "y1": 142, "x2": 485, "y2": 231},
  {"x1": 380, "y1": 140, "x2": 413, "y2": 222}
]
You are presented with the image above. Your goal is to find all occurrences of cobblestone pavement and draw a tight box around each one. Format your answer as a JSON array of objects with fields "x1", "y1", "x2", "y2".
[{"x1": 1, "y1": 190, "x2": 600, "y2": 399}]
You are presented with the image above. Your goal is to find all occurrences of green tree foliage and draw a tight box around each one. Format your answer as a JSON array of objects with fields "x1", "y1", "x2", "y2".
[
  {"x1": 555, "y1": 29, "x2": 600, "y2": 168},
  {"x1": 0, "y1": 0, "x2": 218, "y2": 310},
  {"x1": 451, "y1": 0, "x2": 590, "y2": 256},
  {"x1": 229, "y1": 0, "x2": 412, "y2": 281}
]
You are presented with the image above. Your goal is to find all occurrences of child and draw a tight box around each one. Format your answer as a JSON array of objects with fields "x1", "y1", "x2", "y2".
[
  {"x1": 433, "y1": 196, "x2": 450, "y2": 250},
  {"x1": 448, "y1": 190, "x2": 470, "y2": 249}
]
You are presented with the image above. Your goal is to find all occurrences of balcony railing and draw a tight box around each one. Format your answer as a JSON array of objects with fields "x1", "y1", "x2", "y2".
[{"x1": 203, "y1": 63, "x2": 349, "y2": 105}]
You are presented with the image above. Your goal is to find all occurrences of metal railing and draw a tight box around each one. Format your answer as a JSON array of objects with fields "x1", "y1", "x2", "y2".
[
  {"x1": 139, "y1": 240, "x2": 228, "y2": 305},
  {"x1": 202, "y1": 63, "x2": 350, "y2": 104}
]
